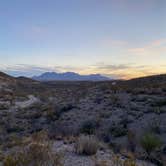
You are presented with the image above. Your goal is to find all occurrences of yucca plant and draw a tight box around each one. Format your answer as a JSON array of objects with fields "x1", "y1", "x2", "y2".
[{"x1": 141, "y1": 133, "x2": 162, "y2": 156}]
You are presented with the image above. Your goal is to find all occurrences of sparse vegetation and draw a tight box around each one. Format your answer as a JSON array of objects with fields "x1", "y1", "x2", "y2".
[
  {"x1": 3, "y1": 134, "x2": 63, "y2": 166},
  {"x1": 110, "y1": 94, "x2": 120, "y2": 106},
  {"x1": 123, "y1": 158, "x2": 136, "y2": 166},
  {"x1": 127, "y1": 130, "x2": 136, "y2": 153},
  {"x1": 0, "y1": 72, "x2": 166, "y2": 165},
  {"x1": 149, "y1": 118, "x2": 161, "y2": 134},
  {"x1": 75, "y1": 135, "x2": 99, "y2": 155},
  {"x1": 141, "y1": 133, "x2": 162, "y2": 155},
  {"x1": 110, "y1": 125, "x2": 127, "y2": 137},
  {"x1": 112, "y1": 154, "x2": 137, "y2": 166},
  {"x1": 80, "y1": 120, "x2": 99, "y2": 135},
  {"x1": 152, "y1": 99, "x2": 166, "y2": 107},
  {"x1": 153, "y1": 107, "x2": 162, "y2": 114}
]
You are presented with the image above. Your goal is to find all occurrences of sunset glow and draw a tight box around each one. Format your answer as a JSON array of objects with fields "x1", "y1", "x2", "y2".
[{"x1": 0, "y1": 0, "x2": 165, "y2": 79}]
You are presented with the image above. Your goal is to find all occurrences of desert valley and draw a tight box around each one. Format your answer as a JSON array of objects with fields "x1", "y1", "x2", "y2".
[{"x1": 0, "y1": 71, "x2": 166, "y2": 166}]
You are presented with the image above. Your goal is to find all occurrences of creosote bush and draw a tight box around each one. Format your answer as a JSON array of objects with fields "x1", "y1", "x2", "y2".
[
  {"x1": 110, "y1": 125, "x2": 127, "y2": 137},
  {"x1": 80, "y1": 120, "x2": 98, "y2": 135},
  {"x1": 75, "y1": 135, "x2": 99, "y2": 155}
]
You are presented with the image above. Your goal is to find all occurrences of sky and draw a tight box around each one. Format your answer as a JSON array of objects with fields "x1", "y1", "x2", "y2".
[{"x1": 0, "y1": 0, "x2": 166, "y2": 79}]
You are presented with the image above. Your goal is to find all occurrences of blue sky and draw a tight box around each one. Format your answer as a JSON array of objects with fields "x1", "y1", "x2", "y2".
[{"x1": 0, "y1": 0, "x2": 166, "y2": 79}]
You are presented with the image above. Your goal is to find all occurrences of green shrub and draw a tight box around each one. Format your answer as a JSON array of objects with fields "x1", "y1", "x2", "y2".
[
  {"x1": 75, "y1": 135, "x2": 99, "y2": 155},
  {"x1": 110, "y1": 125, "x2": 127, "y2": 137},
  {"x1": 141, "y1": 133, "x2": 162, "y2": 155},
  {"x1": 6, "y1": 125, "x2": 24, "y2": 133},
  {"x1": 153, "y1": 107, "x2": 162, "y2": 114},
  {"x1": 111, "y1": 94, "x2": 120, "y2": 106},
  {"x1": 149, "y1": 118, "x2": 161, "y2": 134},
  {"x1": 80, "y1": 120, "x2": 98, "y2": 135},
  {"x1": 60, "y1": 104, "x2": 75, "y2": 112},
  {"x1": 152, "y1": 99, "x2": 166, "y2": 107}
]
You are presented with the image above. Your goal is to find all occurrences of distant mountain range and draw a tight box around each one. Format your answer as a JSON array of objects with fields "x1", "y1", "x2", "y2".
[
  {"x1": 0, "y1": 71, "x2": 166, "y2": 85},
  {"x1": 32, "y1": 72, "x2": 110, "y2": 81}
]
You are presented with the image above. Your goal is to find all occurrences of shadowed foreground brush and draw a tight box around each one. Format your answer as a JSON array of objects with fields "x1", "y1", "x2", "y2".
[{"x1": 3, "y1": 132, "x2": 63, "y2": 166}]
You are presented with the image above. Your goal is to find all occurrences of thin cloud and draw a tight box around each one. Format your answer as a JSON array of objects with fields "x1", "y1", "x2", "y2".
[
  {"x1": 0, "y1": 64, "x2": 85, "y2": 77},
  {"x1": 90, "y1": 63, "x2": 166, "y2": 79},
  {"x1": 1, "y1": 64, "x2": 55, "y2": 77},
  {"x1": 127, "y1": 38, "x2": 166, "y2": 56},
  {"x1": 151, "y1": 39, "x2": 166, "y2": 47},
  {"x1": 96, "y1": 64, "x2": 131, "y2": 70},
  {"x1": 1, "y1": 63, "x2": 165, "y2": 79}
]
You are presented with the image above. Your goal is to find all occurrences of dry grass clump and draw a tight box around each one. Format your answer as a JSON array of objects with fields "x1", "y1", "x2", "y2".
[
  {"x1": 31, "y1": 130, "x2": 48, "y2": 142},
  {"x1": 3, "y1": 131, "x2": 63, "y2": 166},
  {"x1": 123, "y1": 158, "x2": 136, "y2": 166},
  {"x1": 94, "y1": 160, "x2": 109, "y2": 166},
  {"x1": 75, "y1": 135, "x2": 99, "y2": 155},
  {"x1": 112, "y1": 155, "x2": 137, "y2": 166},
  {"x1": 94, "y1": 155, "x2": 137, "y2": 166}
]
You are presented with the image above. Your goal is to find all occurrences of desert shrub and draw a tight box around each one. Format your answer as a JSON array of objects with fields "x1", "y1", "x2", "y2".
[
  {"x1": 94, "y1": 97, "x2": 103, "y2": 104},
  {"x1": 120, "y1": 117, "x2": 130, "y2": 129},
  {"x1": 0, "y1": 103, "x2": 10, "y2": 110},
  {"x1": 123, "y1": 158, "x2": 136, "y2": 166},
  {"x1": 4, "y1": 134, "x2": 24, "y2": 149},
  {"x1": 149, "y1": 118, "x2": 161, "y2": 134},
  {"x1": 30, "y1": 111, "x2": 42, "y2": 119},
  {"x1": 48, "y1": 122, "x2": 78, "y2": 139},
  {"x1": 75, "y1": 135, "x2": 99, "y2": 155},
  {"x1": 112, "y1": 155, "x2": 136, "y2": 166},
  {"x1": 46, "y1": 104, "x2": 74, "y2": 121},
  {"x1": 80, "y1": 120, "x2": 99, "y2": 135},
  {"x1": 99, "y1": 111, "x2": 112, "y2": 118},
  {"x1": 4, "y1": 155, "x2": 18, "y2": 166},
  {"x1": 31, "y1": 130, "x2": 48, "y2": 142},
  {"x1": 110, "y1": 94, "x2": 120, "y2": 106},
  {"x1": 153, "y1": 107, "x2": 162, "y2": 114},
  {"x1": 60, "y1": 104, "x2": 75, "y2": 112},
  {"x1": 110, "y1": 125, "x2": 127, "y2": 137},
  {"x1": 112, "y1": 154, "x2": 123, "y2": 166},
  {"x1": 45, "y1": 109, "x2": 57, "y2": 121},
  {"x1": 6, "y1": 124, "x2": 24, "y2": 133},
  {"x1": 127, "y1": 130, "x2": 136, "y2": 153},
  {"x1": 94, "y1": 159, "x2": 108, "y2": 166},
  {"x1": 97, "y1": 129, "x2": 111, "y2": 143},
  {"x1": 42, "y1": 104, "x2": 59, "y2": 121},
  {"x1": 141, "y1": 133, "x2": 162, "y2": 155},
  {"x1": 3, "y1": 141, "x2": 63, "y2": 166},
  {"x1": 0, "y1": 150, "x2": 4, "y2": 161},
  {"x1": 152, "y1": 99, "x2": 166, "y2": 107}
]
